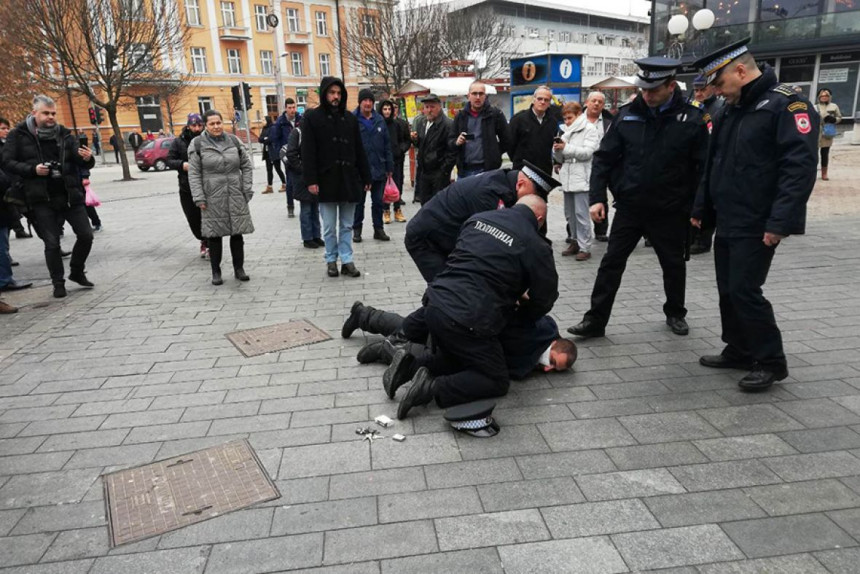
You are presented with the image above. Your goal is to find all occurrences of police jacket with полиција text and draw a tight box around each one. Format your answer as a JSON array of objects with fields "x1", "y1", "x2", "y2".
[
  {"x1": 426, "y1": 204, "x2": 559, "y2": 338},
  {"x1": 405, "y1": 169, "x2": 519, "y2": 258},
  {"x1": 692, "y1": 66, "x2": 818, "y2": 238},
  {"x1": 589, "y1": 88, "x2": 708, "y2": 214}
]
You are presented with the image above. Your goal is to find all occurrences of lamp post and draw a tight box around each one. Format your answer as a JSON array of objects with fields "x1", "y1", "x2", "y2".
[
  {"x1": 268, "y1": 2, "x2": 286, "y2": 115},
  {"x1": 666, "y1": 8, "x2": 715, "y2": 59}
]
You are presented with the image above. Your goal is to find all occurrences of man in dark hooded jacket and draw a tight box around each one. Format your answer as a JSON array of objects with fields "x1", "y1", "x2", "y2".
[
  {"x1": 379, "y1": 99, "x2": 410, "y2": 223},
  {"x1": 302, "y1": 77, "x2": 372, "y2": 278},
  {"x1": 167, "y1": 113, "x2": 206, "y2": 257}
]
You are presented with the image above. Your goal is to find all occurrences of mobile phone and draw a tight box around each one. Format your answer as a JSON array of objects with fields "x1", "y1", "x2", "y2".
[
  {"x1": 553, "y1": 137, "x2": 563, "y2": 144},
  {"x1": 464, "y1": 133, "x2": 475, "y2": 141}
]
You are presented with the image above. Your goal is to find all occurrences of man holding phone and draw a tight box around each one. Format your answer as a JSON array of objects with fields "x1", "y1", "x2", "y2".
[
  {"x1": 450, "y1": 81, "x2": 509, "y2": 179},
  {"x1": 2, "y1": 95, "x2": 96, "y2": 298}
]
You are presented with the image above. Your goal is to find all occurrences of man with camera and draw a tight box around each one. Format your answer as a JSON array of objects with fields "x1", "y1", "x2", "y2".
[
  {"x1": 450, "y1": 81, "x2": 509, "y2": 179},
  {"x1": 2, "y1": 95, "x2": 96, "y2": 298}
]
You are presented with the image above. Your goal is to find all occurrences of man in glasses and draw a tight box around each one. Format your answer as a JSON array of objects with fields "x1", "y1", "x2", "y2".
[
  {"x1": 450, "y1": 81, "x2": 509, "y2": 179},
  {"x1": 507, "y1": 86, "x2": 559, "y2": 175}
]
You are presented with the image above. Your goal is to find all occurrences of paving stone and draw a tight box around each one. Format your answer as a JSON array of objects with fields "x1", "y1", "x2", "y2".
[
  {"x1": 37, "y1": 429, "x2": 129, "y2": 453},
  {"x1": 0, "y1": 406, "x2": 77, "y2": 424},
  {"x1": 272, "y1": 477, "x2": 329, "y2": 505},
  {"x1": 698, "y1": 554, "x2": 830, "y2": 574},
  {"x1": 542, "y1": 499, "x2": 660, "y2": 538},
  {"x1": 0, "y1": 423, "x2": 27, "y2": 440},
  {"x1": 537, "y1": 419, "x2": 637, "y2": 451},
  {"x1": 496, "y1": 537, "x2": 628, "y2": 574},
  {"x1": 491, "y1": 404, "x2": 575, "y2": 425},
  {"x1": 618, "y1": 412, "x2": 722, "y2": 444},
  {"x1": 782, "y1": 380, "x2": 859, "y2": 399},
  {"x1": 698, "y1": 404, "x2": 805, "y2": 435},
  {"x1": 19, "y1": 416, "x2": 106, "y2": 437},
  {"x1": 157, "y1": 508, "x2": 274, "y2": 548},
  {"x1": 329, "y1": 467, "x2": 425, "y2": 500},
  {"x1": 89, "y1": 546, "x2": 210, "y2": 574},
  {"x1": 279, "y1": 441, "x2": 370, "y2": 479},
  {"x1": 0, "y1": 559, "x2": 95, "y2": 574},
  {"x1": 247, "y1": 426, "x2": 330, "y2": 450},
  {"x1": 324, "y1": 521, "x2": 437, "y2": 564},
  {"x1": 775, "y1": 398, "x2": 860, "y2": 428},
  {"x1": 762, "y1": 451, "x2": 860, "y2": 481},
  {"x1": 669, "y1": 460, "x2": 783, "y2": 491},
  {"x1": 154, "y1": 435, "x2": 245, "y2": 459},
  {"x1": 180, "y1": 402, "x2": 260, "y2": 422},
  {"x1": 0, "y1": 437, "x2": 46, "y2": 457},
  {"x1": 0, "y1": 509, "x2": 25, "y2": 536},
  {"x1": 424, "y1": 459, "x2": 523, "y2": 489},
  {"x1": 289, "y1": 406, "x2": 369, "y2": 428},
  {"x1": 745, "y1": 479, "x2": 860, "y2": 516},
  {"x1": 381, "y1": 548, "x2": 503, "y2": 574},
  {"x1": 258, "y1": 395, "x2": 336, "y2": 415},
  {"x1": 515, "y1": 450, "x2": 617, "y2": 480},
  {"x1": 612, "y1": 524, "x2": 744, "y2": 570},
  {"x1": 0, "y1": 533, "x2": 55, "y2": 566},
  {"x1": 723, "y1": 514, "x2": 857, "y2": 558},
  {"x1": 370, "y1": 432, "x2": 461, "y2": 469},
  {"x1": 149, "y1": 391, "x2": 226, "y2": 410},
  {"x1": 64, "y1": 443, "x2": 161, "y2": 469},
  {"x1": 271, "y1": 497, "x2": 376, "y2": 535},
  {"x1": 40, "y1": 526, "x2": 156, "y2": 561},
  {"x1": 777, "y1": 426, "x2": 860, "y2": 453},
  {"x1": 644, "y1": 490, "x2": 768, "y2": 527},
  {"x1": 100, "y1": 408, "x2": 184, "y2": 429},
  {"x1": 208, "y1": 413, "x2": 291, "y2": 435},
  {"x1": 454, "y1": 424, "x2": 551, "y2": 460},
  {"x1": 693, "y1": 434, "x2": 798, "y2": 461},
  {"x1": 0, "y1": 452, "x2": 72, "y2": 474},
  {"x1": 477, "y1": 477, "x2": 583, "y2": 512},
  {"x1": 283, "y1": 563, "x2": 380, "y2": 574},
  {"x1": 577, "y1": 468, "x2": 686, "y2": 501},
  {"x1": 11, "y1": 501, "x2": 105, "y2": 535},
  {"x1": 435, "y1": 509, "x2": 550, "y2": 551},
  {"x1": 378, "y1": 486, "x2": 482, "y2": 523},
  {"x1": 123, "y1": 421, "x2": 211, "y2": 445},
  {"x1": 827, "y1": 507, "x2": 860, "y2": 540},
  {"x1": 0, "y1": 469, "x2": 100, "y2": 509},
  {"x1": 605, "y1": 442, "x2": 709, "y2": 470},
  {"x1": 205, "y1": 533, "x2": 324, "y2": 573}
]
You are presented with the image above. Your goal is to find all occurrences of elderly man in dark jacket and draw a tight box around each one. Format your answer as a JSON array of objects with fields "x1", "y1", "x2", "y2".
[
  {"x1": 302, "y1": 77, "x2": 372, "y2": 278},
  {"x1": 2, "y1": 95, "x2": 96, "y2": 299},
  {"x1": 450, "y1": 81, "x2": 509, "y2": 178},
  {"x1": 352, "y1": 89, "x2": 393, "y2": 242},
  {"x1": 167, "y1": 113, "x2": 206, "y2": 257},
  {"x1": 411, "y1": 94, "x2": 455, "y2": 205},
  {"x1": 508, "y1": 86, "x2": 560, "y2": 175}
]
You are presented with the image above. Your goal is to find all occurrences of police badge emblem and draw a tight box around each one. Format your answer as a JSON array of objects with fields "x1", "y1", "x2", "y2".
[{"x1": 794, "y1": 113, "x2": 811, "y2": 134}]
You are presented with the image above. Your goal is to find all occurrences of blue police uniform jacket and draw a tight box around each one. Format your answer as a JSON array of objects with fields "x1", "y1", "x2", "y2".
[
  {"x1": 405, "y1": 169, "x2": 519, "y2": 255},
  {"x1": 693, "y1": 66, "x2": 818, "y2": 238},
  {"x1": 425, "y1": 204, "x2": 559, "y2": 338}
]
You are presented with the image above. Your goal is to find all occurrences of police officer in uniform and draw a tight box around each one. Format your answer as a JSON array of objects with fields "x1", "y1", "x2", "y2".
[
  {"x1": 392, "y1": 195, "x2": 559, "y2": 419},
  {"x1": 404, "y1": 160, "x2": 560, "y2": 282},
  {"x1": 568, "y1": 58, "x2": 709, "y2": 339},
  {"x1": 691, "y1": 39, "x2": 818, "y2": 391},
  {"x1": 689, "y1": 74, "x2": 725, "y2": 255}
]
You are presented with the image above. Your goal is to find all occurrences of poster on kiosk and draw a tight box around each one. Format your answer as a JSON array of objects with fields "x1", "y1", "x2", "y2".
[{"x1": 510, "y1": 54, "x2": 583, "y2": 115}]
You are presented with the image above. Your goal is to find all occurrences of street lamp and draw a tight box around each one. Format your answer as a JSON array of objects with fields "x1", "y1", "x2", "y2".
[{"x1": 666, "y1": 8, "x2": 715, "y2": 59}]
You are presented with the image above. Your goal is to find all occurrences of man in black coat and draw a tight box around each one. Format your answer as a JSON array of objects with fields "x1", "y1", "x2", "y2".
[
  {"x1": 450, "y1": 81, "x2": 509, "y2": 178},
  {"x1": 2, "y1": 95, "x2": 96, "y2": 299},
  {"x1": 691, "y1": 39, "x2": 818, "y2": 391},
  {"x1": 404, "y1": 160, "x2": 560, "y2": 282},
  {"x1": 391, "y1": 195, "x2": 559, "y2": 419},
  {"x1": 568, "y1": 58, "x2": 709, "y2": 340},
  {"x1": 166, "y1": 113, "x2": 206, "y2": 257},
  {"x1": 689, "y1": 74, "x2": 725, "y2": 255},
  {"x1": 411, "y1": 94, "x2": 455, "y2": 205},
  {"x1": 302, "y1": 76, "x2": 372, "y2": 278},
  {"x1": 507, "y1": 86, "x2": 560, "y2": 175}
]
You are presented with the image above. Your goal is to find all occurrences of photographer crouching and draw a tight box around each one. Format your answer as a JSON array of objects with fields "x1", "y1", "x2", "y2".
[{"x1": 2, "y1": 95, "x2": 96, "y2": 298}]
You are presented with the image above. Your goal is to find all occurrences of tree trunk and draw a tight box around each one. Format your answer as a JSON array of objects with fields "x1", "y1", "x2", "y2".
[{"x1": 107, "y1": 108, "x2": 133, "y2": 181}]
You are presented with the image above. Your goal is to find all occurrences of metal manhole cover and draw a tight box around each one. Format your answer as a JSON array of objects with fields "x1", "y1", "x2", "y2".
[
  {"x1": 103, "y1": 439, "x2": 279, "y2": 547},
  {"x1": 226, "y1": 319, "x2": 331, "y2": 357}
]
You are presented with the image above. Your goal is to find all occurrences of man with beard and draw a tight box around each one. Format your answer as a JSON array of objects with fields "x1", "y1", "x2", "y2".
[{"x1": 167, "y1": 113, "x2": 207, "y2": 258}]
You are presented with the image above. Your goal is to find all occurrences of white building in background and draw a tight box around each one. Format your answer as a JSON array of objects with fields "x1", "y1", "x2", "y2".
[{"x1": 446, "y1": 0, "x2": 650, "y2": 87}]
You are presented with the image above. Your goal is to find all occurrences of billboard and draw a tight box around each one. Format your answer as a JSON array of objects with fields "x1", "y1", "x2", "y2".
[{"x1": 509, "y1": 53, "x2": 582, "y2": 115}]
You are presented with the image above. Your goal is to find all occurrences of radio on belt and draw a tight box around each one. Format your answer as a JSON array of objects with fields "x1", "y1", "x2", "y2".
[{"x1": 374, "y1": 415, "x2": 393, "y2": 428}]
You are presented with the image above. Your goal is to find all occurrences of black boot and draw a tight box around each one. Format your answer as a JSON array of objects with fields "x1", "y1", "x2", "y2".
[
  {"x1": 234, "y1": 268, "x2": 250, "y2": 281},
  {"x1": 353, "y1": 227, "x2": 362, "y2": 243},
  {"x1": 356, "y1": 341, "x2": 385, "y2": 364},
  {"x1": 212, "y1": 268, "x2": 223, "y2": 285},
  {"x1": 53, "y1": 283, "x2": 67, "y2": 298},
  {"x1": 373, "y1": 228, "x2": 390, "y2": 241},
  {"x1": 68, "y1": 271, "x2": 95, "y2": 288},
  {"x1": 397, "y1": 367, "x2": 436, "y2": 419},
  {"x1": 341, "y1": 301, "x2": 365, "y2": 338},
  {"x1": 384, "y1": 348, "x2": 417, "y2": 400}
]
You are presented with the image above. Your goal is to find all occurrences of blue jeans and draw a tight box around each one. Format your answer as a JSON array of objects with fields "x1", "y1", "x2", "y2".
[
  {"x1": 299, "y1": 200, "x2": 321, "y2": 241},
  {"x1": 319, "y1": 202, "x2": 355, "y2": 264},
  {"x1": 459, "y1": 167, "x2": 485, "y2": 179},
  {"x1": 0, "y1": 226, "x2": 12, "y2": 288},
  {"x1": 353, "y1": 179, "x2": 385, "y2": 230}
]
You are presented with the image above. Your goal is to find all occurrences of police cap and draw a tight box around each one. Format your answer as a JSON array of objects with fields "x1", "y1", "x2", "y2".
[
  {"x1": 693, "y1": 37, "x2": 752, "y2": 86},
  {"x1": 633, "y1": 56, "x2": 681, "y2": 89},
  {"x1": 522, "y1": 160, "x2": 562, "y2": 198},
  {"x1": 444, "y1": 399, "x2": 500, "y2": 438}
]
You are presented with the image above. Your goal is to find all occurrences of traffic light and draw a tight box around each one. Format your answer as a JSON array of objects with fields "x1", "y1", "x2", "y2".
[
  {"x1": 88, "y1": 107, "x2": 97, "y2": 125},
  {"x1": 95, "y1": 108, "x2": 103, "y2": 124},
  {"x1": 242, "y1": 82, "x2": 253, "y2": 110},
  {"x1": 231, "y1": 85, "x2": 241, "y2": 110}
]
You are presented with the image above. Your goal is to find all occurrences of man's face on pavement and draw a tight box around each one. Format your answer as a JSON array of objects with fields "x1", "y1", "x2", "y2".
[
  {"x1": 33, "y1": 104, "x2": 57, "y2": 129},
  {"x1": 423, "y1": 102, "x2": 441, "y2": 121},
  {"x1": 641, "y1": 80, "x2": 675, "y2": 109},
  {"x1": 533, "y1": 90, "x2": 552, "y2": 113},
  {"x1": 0, "y1": 123, "x2": 9, "y2": 140},
  {"x1": 586, "y1": 94, "x2": 605, "y2": 117},
  {"x1": 468, "y1": 83, "x2": 487, "y2": 111},
  {"x1": 286, "y1": 103, "x2": 298, "y2": 119}
]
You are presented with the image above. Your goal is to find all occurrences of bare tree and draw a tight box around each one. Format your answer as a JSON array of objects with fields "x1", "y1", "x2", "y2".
[
  {"x1": 443, "y1": 5, "x2": 514, "y2": 79},
  {"x1": 0, "y1": 1, "x2": 51, "y2": 121},
  {"x1": 148, "y1": 73, "x2": 199, "y2": 135},
  {"x1": 10, "y1": 0, "x2": 190, "y2": 180}
]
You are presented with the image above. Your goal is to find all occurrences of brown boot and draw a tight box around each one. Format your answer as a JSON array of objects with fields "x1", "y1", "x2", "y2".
[
  {"x1": 822, "y1": 167, "x2": 829, "y2": 181},
  {"x1": 562, "y1": 243, "x2": 580, "y2": 256},
  {"x1": 575, "y1": 251, "x2": 592, "y2": 261},
  {"x1": 394, "y1": 208, "x2": 407, "y2": 222},
  {"x1": 0, "y1": 300, "x2": 18, "y2": 314},
  {"x1": 262, "y1": 185, "x2": 273, "y2": 194},
  {"x1": 279, "y1": 184, "x2": 287, "y2": 192}
]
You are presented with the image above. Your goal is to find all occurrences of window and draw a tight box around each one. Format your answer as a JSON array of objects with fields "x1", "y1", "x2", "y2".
[
  {"x1": 605, "y1": 36, "x2": 615, "y2": 46},
  {"x1": 160, "y1": 140, "x2": 172, "y2": 149},
  {"x1": 559, "y1": 31, "x2": 571, "y2": 43},
  {"x1": 190, "y1": 47, "x2": 207, "y2": 74},
  {"x1": 287, "y1": 8, "x2": 300, "y2": 32},
  {"x1": 315, "y1": 11, "x2": 328, "y2": 36},
  {"x1": 260, "y1": 50, "x2": 273, "y2": 75},
  {"x1": 548, "y1": 30, "x2": 555, "y2": 41},
  {"x1": 254, "y1": 5, "x2": 268, "y2": 31},
  {"x1": 130, "y1": 43, "x2": 153, "y2": 71},
  {"x1": 186, "y1": 0, "x2": 201, "y2": 25},
  {"x1": 291, "y1": 52, "x2": 304, "y2": 76},
  {"x1": 265, "y1": 95, "x2": 278, "y2": 115},
  {"x1": 362, "y1": 14, "x2": 376, "y2": 37},
  {"x1": 508, "y1": 25, "x2": 517, "y2": 37},
  {"x1": 198, "y1": 97, "x2": 213, "y2": 115},
  {"x1": 527, "y1": 27, "x2": 539, "y2": 38},
  {"x1": 365, "y1": 56, "x2": 378, "y2": 77},
  {"x1": 586, "y1": 57, "x2": 604, "y2": 76},
  {"x1": 605, "y1": 57, "x2": 620, "y2": 75},
  {"x1": 227, "y1": 49, "x2": 242, "y2": 74},
  {"x1": 296, "y1": 91, "x2": 307, "y2": 106},
  {"x1": 220, "y1": 1, "x2": 236, "y2": 27},
  {"x1": 319, "y1": 53, "x2": 331, "y2": 76}
]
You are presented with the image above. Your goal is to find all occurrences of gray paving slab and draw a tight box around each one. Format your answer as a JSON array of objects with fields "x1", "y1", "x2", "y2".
[
  {"x1": 745, "y1": 479, "x2": 860, "y2": 516},
  {"x1": 762, "y1": 450, "x2": 860, "y2": 481},
  {"x1": 827, "y1": 507, "x2": 860, "y2": 540},
  {"x1": 515, "y1": 450, "x2": 617, "y2": 479},
  {"x1": 541, "y1": 499, "x2": 660, "y2": 538},
  {"x1": 477, "y1": 476, "x2": 584, "y2": 512},
  {"x1": 435, "y1": 509, "x2": 550, "y2": 551},
  {"x1": 668, "y1": 459, "x2": 783, "y2": 491},
  {"x1": 496, "y1": 537, "x2": 628, "y2": 574},
  {"x1": 644, "y1": 490, "x2": 768, "y2": 527},
  {"x1": 692, "y1": 434, "x2": 798, "y2": 461},
  {"x1": 722, "y1": 514, "x2": 858, "y2": 558},
  {"x1": 270, "y1": 497, "x2": 376, "y2": 535},
  {"x1": 381, "y1": 548, "x2": 503, "y2": 574},
  {"x1": 698, "y1": 554, "x2": 830, "y2": 573},
  {"x1": 11, "y1": 501, "x2": 105, "y2": 535},
  {"x1": 537, "y1": 418, "x2": 638, "y2": 451},
  {"x1": 0, "y1": 469, "x2": 100, "y2": 509},
  {"x1": 814, "y1": 548, "x2": 860, "y2": 574},
  {"x1": 89, "y1": 546, "x2": 209, "y2": 574},
  {"x1": 379, "y1": 486, "x2": 483, "y2": 523},
  {"x1": 612, "y1": 524, "x2": 744, "y2": 570},
  {"x1": 323, "y1": 521, "x2": 437, "y2": 564},
  {"x1": 0, "y1": 533, "x2": 55, "y2": 567},
  {"x1": 618, "y1": 411, "x2": 722, "y2": 443},
  {"x1": 0, "y1": 560, "x2": 94, "y2": 574},
  {"x1": 576, "y1": 468, "x2": 686, "y2": 501},
  {"x1": 605, "y1": 441, "x2": 709, "y2": 470},
  {"x1": 157, "y1": 508, "x2": 274, "y2": 548}
]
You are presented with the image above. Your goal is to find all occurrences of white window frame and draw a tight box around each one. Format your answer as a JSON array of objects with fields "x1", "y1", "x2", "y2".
[
  {"x1": 254, "y1": 5, "x2": 268, "y2": 31},
  {"x1": 291, "y1": 52, "x2": 304, "y2": 76},
  {"x1": 186, "y1": 0, "x2": 201, "y2": 26},
  {"x1": 220, "y1": 1, "x2": 236, "y2": 27},
  {"x1": 319, "y1": 53, "x2": 331, "y2": 76},
  {"x1": 560, "y1": 31, "x2": 570, "y2": 43},
  {"x1": 365, "y1": 55, "x2": 378, "y2": 77},
  {"x1": 198, "y1": 97, "x2": 213, "y2": 115},
  {"x1": 227, "y1": 48, "x2": 242, "y2": 74},
  {"x1": 190, "y1": 47, "x2": 207, "y2": 74},
  {"x1": 296, "y1": 91, "x2": 307, "y2": 106},
  {"x1": 260, "y1": 50, "x2": 273, "y2": 75},
  {"x1": 362, "y1": 14, "x2": 375, "y2": 37},
  {"x1": 287, "y1": 8, "x2": 300, "y2": 32},
  {"x1": 315, "y1": 11, "x2": 328, "y2": 36}
]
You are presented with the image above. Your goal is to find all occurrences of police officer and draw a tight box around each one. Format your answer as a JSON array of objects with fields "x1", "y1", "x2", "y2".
[
  {"x1": 691, "y1": 39, "x2": 818, "y2": 391},
  {"x1": 404, "y1": 160, "x2": 560, "y2": 282},
  {"x1": 689, "y1": 74, "x2": 725, "y2": 255},
  {"x1": 392, "y1": 195, "x2": 559, "y2": 419},
  {"x1": 568, "y1": 58, "x2": 709, "y2": 339}
]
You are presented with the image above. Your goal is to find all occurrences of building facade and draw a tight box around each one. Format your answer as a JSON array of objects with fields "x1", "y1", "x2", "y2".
[{"x1": 650, "y1": 0, "x2": 860, "y2": 116}]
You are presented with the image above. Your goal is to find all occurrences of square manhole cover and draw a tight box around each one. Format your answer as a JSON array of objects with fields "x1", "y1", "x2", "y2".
[
  {"x1": 103, "y1": 439, "x2": 279, "y2": 547},
  {"x1": 226, "y1": 319, "x2": 331, "y2": 357}
]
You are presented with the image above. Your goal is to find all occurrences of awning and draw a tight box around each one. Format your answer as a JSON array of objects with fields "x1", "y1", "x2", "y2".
[{"x1": 394, "y1": 78, "x2": 498, "y2": 98}]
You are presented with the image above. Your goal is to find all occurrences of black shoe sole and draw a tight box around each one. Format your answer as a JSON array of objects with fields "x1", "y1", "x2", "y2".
[
  {"x1": 342, "y1": 301, "x2": 363, "y2": 338},
  {"x1": 384, "y1": 351, "x2": 415, "y2": 400}
]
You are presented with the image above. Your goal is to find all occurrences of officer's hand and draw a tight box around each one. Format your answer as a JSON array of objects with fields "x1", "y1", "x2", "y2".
[
  {"x1": 35, "y1": 163, "x2": 50, "y2": 176},
  {"x1": 690, "y1": 217, "x2": 701, "y2": 229},
  {"x1": 590, "y1": 203, "x2": 605, "y2": 222},
  {"x1": 308, "y1": 184, "x2": 319, "y2": 195},
  {"x1": 763, "y1": 232, "x2": 784, "y2": 247}
]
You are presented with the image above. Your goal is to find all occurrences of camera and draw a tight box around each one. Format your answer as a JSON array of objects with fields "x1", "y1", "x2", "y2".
[{"x1": 45, "y1": 161, "x2": 62, "y2": 179}]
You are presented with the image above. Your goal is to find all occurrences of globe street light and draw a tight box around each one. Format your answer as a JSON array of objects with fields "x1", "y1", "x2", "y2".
[{"x1": 666, "y1": 8, "x2": 715, "y2": 59}]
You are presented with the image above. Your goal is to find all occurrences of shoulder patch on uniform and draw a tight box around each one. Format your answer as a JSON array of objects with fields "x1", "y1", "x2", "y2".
[
  {"x1": 702, "y1": 113, "x2": 711, "y2": 123},
  {"x1": 772, "y1": 83, "x2": 795, "y2": 96},
  {"x1": 756, "y1": 99, "x2": 770, "y2": 110},
  {"x1": 689, "y1": 100, "x2": 703, "y2": 108},
  {"x1": 787, "y1": 101, "x2": 807, "y2": 112},
  {"x1": 794, "y1": 113, "x2": 812, "y2": 134}
]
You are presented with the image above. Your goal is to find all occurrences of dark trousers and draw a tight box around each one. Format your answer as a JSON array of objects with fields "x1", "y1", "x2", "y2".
[
  {"x1": 404, "y1": 233, "x2": 447, "y2": 283},
  {"x1": 401, "y1": 306, "x2": 509, "y2": 408},
  {"x1": 585, "y1": 208, "x2": 687, "y2": 327},
  {"x1": 714, "y1": 235, "x2": 785, "y2": 370},
  {"x1": 820, "y1": 146, "x2": 831, "y2": 168},
  {"x1": 285, "y1": 166, "x2": 295, "y2": 209},
  {"x1": 31, "y1": 203, "x2": 93, "y2": 285},
  {"x1": 299, "y1": 200, "x2": 321, "y2": 241},
  {"x1": 692, "y1": 224, "x2": 715, "y2": 251},
  {"x1": 179, "y1": 191, "x2": 204, "y2": 241},
  {"x1": 113, "y1": 148, "x2": 121, "y2": 163},
  {"x1": 265, "y1": 158, "x2": 286, "y2": 186},
  {"x1": 354, "y1": 179, "x2": 385, "y2": 231},
  {"x1": 418, "y1": 172, "x2": 446, "y2": 205},
  {"x1": 85, "y1": 206, "x2": 101, "y2": 227},
  {"x1": 208, "y1": 235, "x2": 244, "y2": 273},
  {"x1": 360, "y1": 307, "x2": 404, "y2": 335},
  {"x1": 383, "y1": 157, "x2": 406, "y2": 211}
]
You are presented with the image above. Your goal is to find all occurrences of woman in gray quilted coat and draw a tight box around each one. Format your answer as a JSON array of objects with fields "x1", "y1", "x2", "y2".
[{"x1": 190, "y1": 110, "x2": 254, "y2": 285}]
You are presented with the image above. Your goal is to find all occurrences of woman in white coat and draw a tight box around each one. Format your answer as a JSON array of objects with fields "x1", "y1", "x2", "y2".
[{"x1": 552, "y1": 101, "x2": 600, "y2": 260}]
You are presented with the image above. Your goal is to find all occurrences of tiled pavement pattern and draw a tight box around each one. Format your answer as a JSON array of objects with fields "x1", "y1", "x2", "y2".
[{"x1": 2, "y1": 145, "x2": 860, "y2": 573}]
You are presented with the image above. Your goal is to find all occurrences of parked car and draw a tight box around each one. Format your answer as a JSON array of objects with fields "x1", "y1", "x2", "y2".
[{"x1": 134, "y1": 136, "x2": 174, "y2": 171}]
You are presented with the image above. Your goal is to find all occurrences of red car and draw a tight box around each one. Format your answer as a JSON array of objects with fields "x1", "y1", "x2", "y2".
[{"x1": 135, "y1": 136, "x2": 174, "y2": 171}]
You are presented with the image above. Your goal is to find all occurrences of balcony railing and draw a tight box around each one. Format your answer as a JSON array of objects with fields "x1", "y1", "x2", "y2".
[
  {"x1": 219, "y1": 26, "x2": 252, "y2": 41},
  {"x1": 285, "y1": 31, "x2": 312, "y2": 45}
]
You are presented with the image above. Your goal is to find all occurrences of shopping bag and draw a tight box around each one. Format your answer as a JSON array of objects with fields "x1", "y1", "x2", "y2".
[
  {"x1": 85, "y1": 184, "x2": 101, "y2": 207},
  {"x1": 383, "y1": 175, "x2": 400, "y2": 203}
]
